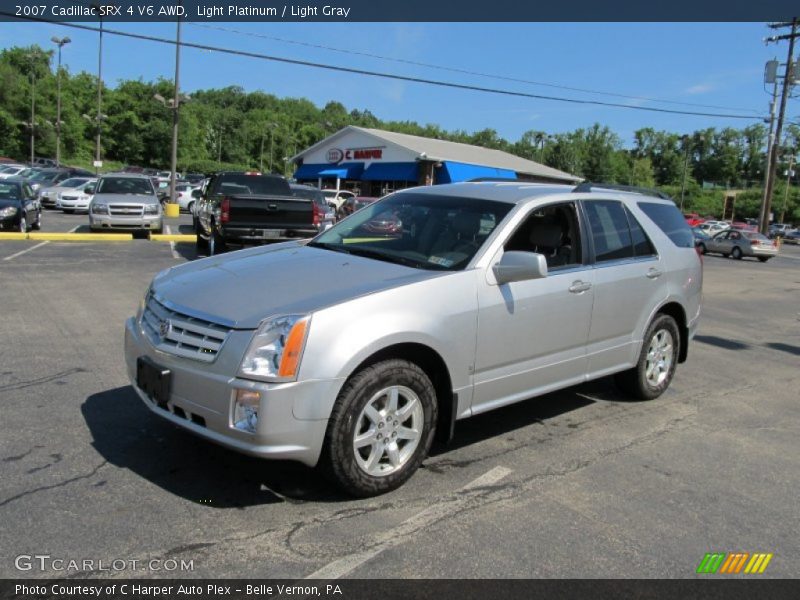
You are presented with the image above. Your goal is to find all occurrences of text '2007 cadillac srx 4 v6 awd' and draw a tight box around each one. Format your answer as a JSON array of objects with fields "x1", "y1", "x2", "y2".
[{"x1": 125, "y1": 181, "x2": 702, "y2": 496}]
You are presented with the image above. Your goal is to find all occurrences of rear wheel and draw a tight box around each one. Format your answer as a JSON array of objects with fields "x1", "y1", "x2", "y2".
[
  {"x1": 208, "y1": 223, "x2": 226, "y2": 256},
  {"x1": 758, "y1": 256, "x2": 770, "y2": 263},
  {"x1": 320, "y1": 359, "x2": 437, "y2": 497},
  {"x1": 731, "y1": 246, "x2": 743, "y2": 260},
  {"x1": 187, "y1": 201, "x2": 194, "y2": 215},
  {"x1": 615, "y1": 314, "x2": 679, "y2": 401},
  {"x1": 698, "y1": 243, "x2": 706, "y2": 255}
]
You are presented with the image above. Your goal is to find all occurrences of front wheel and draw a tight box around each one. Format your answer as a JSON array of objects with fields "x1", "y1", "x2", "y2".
[
  {"x1": 18, "y1": 216, "x2": 27, "y2": 233},
  {"x1": 615, "y1": 314, "x2": 680, "y2": 401},
  {"x1": 320, "y1": 359, "x2": 438, "y2": 497},
  {"x1": 32, "y1": 211, "x2": 41, "y2": 230}
]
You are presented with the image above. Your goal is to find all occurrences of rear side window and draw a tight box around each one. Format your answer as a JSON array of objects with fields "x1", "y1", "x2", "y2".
[
  {"x1": 583, "y1": 200, "x2": 635, "y2": 262},
  {"x1": 637, "y1": 202, "x2": 694, "y2": 248},
  {"x1": 625, "y1": 207, "x2": 657, "y2": 257}
]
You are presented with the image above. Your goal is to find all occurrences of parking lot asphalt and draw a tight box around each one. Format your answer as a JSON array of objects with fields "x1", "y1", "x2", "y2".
[{"x1": 1, "y1": 216, "x2": 799, "y2": 579}]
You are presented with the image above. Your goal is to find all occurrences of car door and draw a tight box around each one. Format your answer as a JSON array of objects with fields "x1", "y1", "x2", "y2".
[
  {"x1": 472, "y1": 200, "x2": 594, "y2": 415},
  {"x1": 707, "y1": 230, "x2": 729, "y2": 254},
  {"x1": 582, "y1": 199, "x2": 667, "y2": 377}
]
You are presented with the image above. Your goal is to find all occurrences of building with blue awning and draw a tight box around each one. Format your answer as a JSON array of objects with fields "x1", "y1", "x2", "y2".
[{"x1": 290, "y1": 126, "x2": 579, "y2": 197}]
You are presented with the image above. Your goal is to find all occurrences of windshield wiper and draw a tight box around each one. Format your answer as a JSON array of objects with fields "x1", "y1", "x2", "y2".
[
  {"x1": 343, "y1": 246, "x2": 437, "y2": 269},
  {"x1": 306, "y1": 241, "x2": 353, "y2": 255}
]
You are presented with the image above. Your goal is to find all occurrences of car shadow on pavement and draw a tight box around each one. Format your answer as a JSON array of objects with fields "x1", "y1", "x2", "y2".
[
  {"x1": 764, "y1": 342, "x2": 800, "y2": 356},
  {"x1": 81, "y1": 386, "x2": 348, "y2": 507},
  {"x1": 694, "y1": 334, "x2": 749, "y2": 351}
]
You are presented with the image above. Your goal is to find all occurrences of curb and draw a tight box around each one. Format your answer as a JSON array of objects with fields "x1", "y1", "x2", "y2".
[
  {"x1": 150, "y1": 234, "x2": 197, "y2": 242},
  {"x1": 26, "y1": 233, "x2": 133, "y2": 241},
  {"x1": 0, "y1": 233, "x2": 28, "y2": 240}
]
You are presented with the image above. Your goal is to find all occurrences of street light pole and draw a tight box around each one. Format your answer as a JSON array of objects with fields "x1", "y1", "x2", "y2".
[
  {"x1": 779, "y1": 150, "x2": 796, "y2": 224},
  {"x1": 168, "y1": 15, "x2": 182, "y2": 206},
  {"x1": 29, "y1": 65, "x2": 36, "y2": 165},
  {"x1": 51, "y1": 37, "x2": 71, "y2": 167},
  {"x1": 679, "y1": 135, "x2": 691, "y2": 211}
]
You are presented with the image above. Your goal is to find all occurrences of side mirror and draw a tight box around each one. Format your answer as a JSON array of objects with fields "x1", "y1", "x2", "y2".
[
  {"x1": 191, "y1": 189, "x2": 203, "y2": 199},
  {"x1": 492, "y1": 251, "x2": 548, "y2": 285}
]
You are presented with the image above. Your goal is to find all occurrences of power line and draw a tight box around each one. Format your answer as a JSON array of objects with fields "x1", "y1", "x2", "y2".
[
  {"x1": 2, "y1": 13, "x2": 766, "y2": 121},
  {"x1": 189, "y1": 22, "x2": 763, "y2": 115}
]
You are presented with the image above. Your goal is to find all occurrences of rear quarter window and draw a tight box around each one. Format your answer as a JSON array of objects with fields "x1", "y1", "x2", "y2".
[{"x1": 637, "y1": 202, "x2": 694, "y2": 248}]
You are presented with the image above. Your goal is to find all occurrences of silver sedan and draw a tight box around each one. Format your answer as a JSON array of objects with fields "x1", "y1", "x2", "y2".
[{"x1": 701, "y1": 229, "x2": 778, "y2": 262}]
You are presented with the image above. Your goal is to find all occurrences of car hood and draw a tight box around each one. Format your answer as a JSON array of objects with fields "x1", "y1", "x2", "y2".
[
  {"x1": 92, "y1": 193, "x2": 159, "y2": 205},
  {"x1": 151, "y1": 242, "x2": 447, "y2": 329}
]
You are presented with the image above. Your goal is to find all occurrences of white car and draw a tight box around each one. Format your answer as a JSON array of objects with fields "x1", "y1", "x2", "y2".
[
  {"x1": 57, "y1": 179, "x2": 98, "y2": 213},
  {"x1": 697, "y1": 220, "x2": 728, "y2": 235},
  {"x1": 0, "y1": 165, "x2": 27, "y2": 179},
  {"x1": 173, "y1": 184, "x2": 198, "y2": 212}
]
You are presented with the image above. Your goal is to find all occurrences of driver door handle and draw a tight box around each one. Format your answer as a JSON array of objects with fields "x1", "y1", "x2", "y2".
[
  {"x1": 568, "y1": 281, "x2": 592, "y2": 294},
  {"x1": 646, "y1": 268, "x2": 663, "y2": 279}
]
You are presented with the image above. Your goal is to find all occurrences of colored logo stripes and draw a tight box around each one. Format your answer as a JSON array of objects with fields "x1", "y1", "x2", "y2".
[{"x1": 696, "y1": 552, "x2": 773, "y2": 574}]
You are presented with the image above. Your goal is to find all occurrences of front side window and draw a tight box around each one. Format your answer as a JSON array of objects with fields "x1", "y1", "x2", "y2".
[
  {"x1": 504, "y1": 201, "x2": 584, "y2": 269},
  {"x1": 310, "y1": 192, "x2": 513, "y2": 271},
  {"x1": 583, "y1": 200, "x2": 635, "y2": 262}
]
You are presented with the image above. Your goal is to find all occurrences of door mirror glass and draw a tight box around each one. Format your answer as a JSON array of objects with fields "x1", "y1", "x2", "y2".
[{"x1": 493, "y1": 251, "x2": 548, "y2": 285}]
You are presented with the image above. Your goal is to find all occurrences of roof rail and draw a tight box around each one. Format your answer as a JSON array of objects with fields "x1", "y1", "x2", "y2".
[
  {"x1": 467, "y1": 177, "x2": 523, "y2": 183},
  {"x1": 572, "y1": 182, "x2": 673, "y2": 200}
]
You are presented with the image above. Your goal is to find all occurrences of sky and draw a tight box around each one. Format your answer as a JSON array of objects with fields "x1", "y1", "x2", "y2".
[{"x1": 1, "y1": 21, "x2": 795, "y2": 147}]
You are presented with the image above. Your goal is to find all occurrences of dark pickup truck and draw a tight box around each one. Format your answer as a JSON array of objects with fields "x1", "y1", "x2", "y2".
[{"x1": 194, "y1": 171, "x2": 324, "y2": 255}]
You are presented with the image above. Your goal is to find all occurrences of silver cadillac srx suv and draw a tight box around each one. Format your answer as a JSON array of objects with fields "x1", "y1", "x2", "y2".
[{"x1": 124, "y1": 182, "x2": 702, "y2": 496}]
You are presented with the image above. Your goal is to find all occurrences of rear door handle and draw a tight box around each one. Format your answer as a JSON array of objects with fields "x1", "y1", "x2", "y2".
[
  {"x1": 569, "y1": 281, "x2": 592, "y2": 294},
  {"x1": 646, "y1": 268, "x2": 663, "y2": 279}
]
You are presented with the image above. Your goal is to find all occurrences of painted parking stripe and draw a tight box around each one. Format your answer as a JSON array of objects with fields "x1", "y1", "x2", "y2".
[
  {"x1": 3, "y1": 241, "x2": 50, "y2": 261},
  {"x1": 305, "y1": 466, "x2": 513, "y2": 580}
]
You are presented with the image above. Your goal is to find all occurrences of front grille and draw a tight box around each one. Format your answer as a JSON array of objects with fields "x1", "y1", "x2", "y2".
[
  {"x1": 141, "y1": 294, "x2": 232, "y2": 363},
  {"x1": 61, "y1": 195, "x2": 78, "y2": 201},
  {"x1": 109, "y1": 204, "x2": 144, "y2": 216}
]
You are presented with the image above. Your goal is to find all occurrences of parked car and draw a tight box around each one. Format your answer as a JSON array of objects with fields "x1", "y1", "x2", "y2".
[
  {"x1": 684, "y1": 213, "x2": 705, "y2": 227},
  {"x1": 125, "y1": 182, "x2": 702, "y2": 496},
  {"x1": 39, "y1": 177, "x2": 94, "y2": 209},
  {"x1": 697, "y1": 220, "x2": 728, "y2": 235},
  {"x1": 32, "y1": 157, "x2": 58, "y2": 168},
  {"x1": 0, "y1": 178, "x2": 42, "y2": 232},
  {"x1": 29, "y1": 167, "x2": 94, "y2": 194},
  {"x1": 691, "y1": 227, "x2": 711, "y2": 254},
  {"x1": 701, "y1": 229, "x2": 778, "y2": 262},
  {"x1": 768, "y1": 223, "x2": 793, "y2": 238},
  {"x1": 289, "y1": 183, "x2": 336, "y2": 232},
  {"x1": 730, "y1": 221, "x2": 757, "y2": 232},
  {"x1": 781, "y1": 229, "x2": 800, "y2": 245},
  {"x1": 89, "y1": 174, "x2": 162, "y2": 234},
  {"x1": 0, "y1": 165, "x2": 27, "y2": 179},
  {"x1": 57, "y1": 179, "x2": 97, "y2": 213},
  {"x1": 195, "y1": 172, "x2": 319, "y2": 255},
  {"x1": 171, "y1": 183, "x2": 197, "y2": 212},
  {"x1": 322, "y1": 188, "x2": 356, "y2": 210}
]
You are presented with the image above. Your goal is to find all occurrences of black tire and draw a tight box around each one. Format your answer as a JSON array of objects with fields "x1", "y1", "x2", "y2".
[
  {"x1": 320, "y1": 359, "x2": 438, "y2": 497},
  {"x1": 758, "y1": 256, "x2": 770, "y2": 263},
  {"x1": 698, "y1": 243, "x2": 706, "y2": 255},
  {"x1": 187, "y1": 201, "x2": 194, "y2": 215},
  {"x1": 63, "y1": 209, "x2": 74, "y2": 214},
  {"x1": 731, "y1": 246, "x2": 743, "y2": 260},
  {"x1": 18, "y1": 216, "x2": 27, "y2": 233},
  {"x1": 615, "y1": 314, "x2": 680, "y2": 401},
  {"x1": 31, "y1": 211, "x2": 41, "y2": 230}
]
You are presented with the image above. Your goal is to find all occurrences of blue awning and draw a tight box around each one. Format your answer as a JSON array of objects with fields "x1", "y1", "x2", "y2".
[
  {"x1": 436, "y1": 161, "x2": 517, "y2": 184},
  {"x1": 294, "y1": 162, "x2": 364, "y2": 180},
  {"x1": 361, "y1": 162, "x2": 419, "y2": 182}
]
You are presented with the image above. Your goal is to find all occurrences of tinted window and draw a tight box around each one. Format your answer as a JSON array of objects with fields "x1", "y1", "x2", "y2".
[
  {"x1": 96, "y1": 177, "x2": 154, "y2": 195},
  {"x1": 584, "y1": 200, "x2": 634, "y2": 261},
  {"x1": 0, "y1": 183, "x2": 20, "y2": 199},
  {"x1": 637, "y1": 202, "x2": 694, "y2": 248},
  {"x1": 625, "y1": 207, "x2": 657, "y2": 257},
  {"x1": 215, "y1": 174, "x2": 289, "y2": 196}
]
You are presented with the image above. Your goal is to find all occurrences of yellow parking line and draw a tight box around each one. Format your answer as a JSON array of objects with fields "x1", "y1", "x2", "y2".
[
  {"x1": 149, "y1": 234, "x2": 196, "y2": 242},
  {"x1": 0, "y1": 232, "x2": 28, "y2": 240},
  {"x1": 26, "y1": 233, "x2": 133, "y2": 241}
]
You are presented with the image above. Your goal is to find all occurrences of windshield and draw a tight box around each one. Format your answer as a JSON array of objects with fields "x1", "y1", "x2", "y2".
[
  {"x1": 0, "y1": 182, "x2": 21, "y2": 200},
  {"x1": 96, "y1": 177, "x2": 154, "y2": 195},
  {"x1": 309, "y1": 192, "x2": 513, "y2": 271},
  {"x1": 30, "y1": 170, "x2": 59, "y2": 182},
  {"x1": 60, "y1": 178, "x2": 89, "y2": 188}
]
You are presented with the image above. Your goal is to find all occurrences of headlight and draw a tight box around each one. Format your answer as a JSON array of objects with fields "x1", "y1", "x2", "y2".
[
  {"x1": 0, "y1": 206, "x2": 18, "y2": 217},
  {"x1": 144, "y1": 204, "x2": 159, "y2": 215},
  {"x1": 238, "y1": 315, "x2": 311, "y2": 382},
  {"x1": 91, "y1": 203, "x2": 108, "y2": 214}
]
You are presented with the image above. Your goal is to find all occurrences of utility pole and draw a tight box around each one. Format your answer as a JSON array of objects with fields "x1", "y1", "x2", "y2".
[
  {"x1": 779, "y1": 148, "x2": 796, "y2": 223},
  {"x1": 169, "y1": 14, "x2": 182, "y2": 204},
  {"x1": 29, "y1": 61, "x2": 36, "y2": 165},
  {"x1": 679, "y1": 135, "x2": 691, "y2": 211},
  {"x1": 51, "y1": 37, "x2": 71, "y2": 167},
  {"x1": 759, "y1": 63, "x2": 779, "y2": 230},
  {"x1": 761, "y1": 18, "x2": 798, "y2": 235}
]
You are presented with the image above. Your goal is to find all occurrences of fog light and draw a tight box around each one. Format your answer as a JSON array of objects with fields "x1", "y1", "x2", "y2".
[{"x1": 233, "y1": 389, "x2": 261, "y2": 433}]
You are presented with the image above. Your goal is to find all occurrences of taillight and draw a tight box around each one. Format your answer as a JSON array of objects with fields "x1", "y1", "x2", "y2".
[
  {"x1": 312, "y1": 202, "x2": 321, "y2": 227},
  {"x1": 220, "y1": 197, "x2": 230, "y2": 223}
]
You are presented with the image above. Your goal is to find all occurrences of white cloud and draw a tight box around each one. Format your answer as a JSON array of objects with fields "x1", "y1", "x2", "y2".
[{"x1": 685, "y1": 83, "x2": 714, "y2": 95}]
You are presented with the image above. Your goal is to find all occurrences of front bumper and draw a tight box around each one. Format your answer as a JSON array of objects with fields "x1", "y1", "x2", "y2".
[
  {"x1": 91, "y1": 214, "x2": 162, "y2": 231},
  {"x1": 124, "y1": 316, "x2": 335, "y2": 467}
]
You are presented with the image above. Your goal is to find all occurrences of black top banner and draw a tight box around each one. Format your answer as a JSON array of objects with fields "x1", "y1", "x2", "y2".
[{"x1": 1, "y1": 0, "x2": 798, "y2": 22}]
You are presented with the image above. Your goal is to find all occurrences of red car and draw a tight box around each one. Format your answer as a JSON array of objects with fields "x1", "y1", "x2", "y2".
[
  {"x1": 684, "y1": 213, "x2": 705, "y2": 227},
  {"x1": 730, "y1": 221, "x2": 757, "y2": 232}
]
